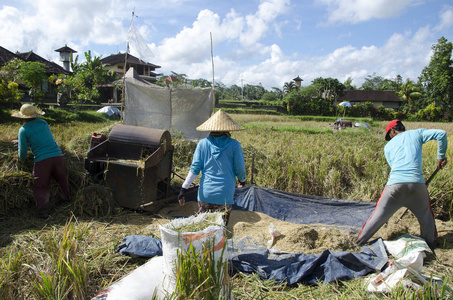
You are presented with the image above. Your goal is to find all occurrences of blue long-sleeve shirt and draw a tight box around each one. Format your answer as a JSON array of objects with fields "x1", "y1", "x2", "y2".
[
  {"x1": 18, "y1": 118, "x2": 62, "y2": 162},
  {"x1": 190, "y1": 135, "x2": 246, "y2": 205},
  {"x1": 384, "y1": 128, "x2": 447, "y2": 185}
]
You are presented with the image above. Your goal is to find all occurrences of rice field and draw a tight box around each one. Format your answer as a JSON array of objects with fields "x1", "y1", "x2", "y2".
[{"x1": 0, "y1": 113, "x2": 452, "y2": 299}]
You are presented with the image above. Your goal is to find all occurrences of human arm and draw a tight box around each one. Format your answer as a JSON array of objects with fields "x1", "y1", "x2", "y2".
[
  {"x1": 179, "y1": 142, "x2": 204, "y2": 206},
  {"x1": 178, "y1": 171, "x2": 198, "y2": 206},
  {"x1": 17, "y1": 128, "x2": 29, "y2": 163},
  {"x1": 421, "y1": 129, "x2": 448, "y2": 159},
  {"x1": 234, "y1": 142, "x2": 246, "y2": 188}
]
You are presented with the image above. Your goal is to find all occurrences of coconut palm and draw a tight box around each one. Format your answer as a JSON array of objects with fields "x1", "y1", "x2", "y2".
[
  {"x1": 397, "y1": 79, "x2": 422, "y2": 112},
  {"x1": 283, "y1": 81, "x2": 296, "y2": 95}
]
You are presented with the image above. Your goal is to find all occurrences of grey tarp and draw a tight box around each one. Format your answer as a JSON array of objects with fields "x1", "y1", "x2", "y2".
[{"x1": 123, "y1": 68, "x2": 213, "y2": 140}]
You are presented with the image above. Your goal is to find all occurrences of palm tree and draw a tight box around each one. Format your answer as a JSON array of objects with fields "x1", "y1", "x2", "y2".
[
  {"x1": 397, "y1": 79, "x2": 422, "y2": 112},
  {"x1": 283, "y1": 81, "x2": 296, "y2": 95}
]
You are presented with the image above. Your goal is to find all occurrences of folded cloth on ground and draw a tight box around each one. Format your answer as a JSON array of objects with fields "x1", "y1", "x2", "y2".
[{"x1": 117, "y1": 235, "x2": 162, "y2": 258}]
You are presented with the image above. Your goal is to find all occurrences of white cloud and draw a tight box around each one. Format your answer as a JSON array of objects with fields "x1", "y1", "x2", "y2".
[
  {"x1": 315, "y1": 0, "x2": 422, "y2": 24},
  {"x1": 155, "y1": 0, "x2": 291, "y2": 76},
  {"x1": 1, "y1": 0, "x2": 128, "y2": 59},
  {"x1": 434, "y1": 7, "x2": 453, "y2": 31}
]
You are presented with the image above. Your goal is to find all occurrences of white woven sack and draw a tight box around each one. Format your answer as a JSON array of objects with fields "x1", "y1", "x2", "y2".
[{"x1": 159, "y1": 212, "x2": 227, "y2": 295}]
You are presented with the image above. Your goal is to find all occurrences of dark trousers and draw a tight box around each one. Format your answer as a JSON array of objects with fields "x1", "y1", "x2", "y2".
[
  {"x1": 33, "y1": 156, "x2": 70, "y2": 215},
  {"x1": 197, "y1": 201, "x2": 233, "y2": 226}
]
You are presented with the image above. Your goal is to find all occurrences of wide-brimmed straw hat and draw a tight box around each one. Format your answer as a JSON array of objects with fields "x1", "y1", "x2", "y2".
[
  {"x1": 11, "y1": 104, "x2": 45, "y2": 119},
  {"x1": 196, "y1": 109, "x2": 244, "y2": 132}
]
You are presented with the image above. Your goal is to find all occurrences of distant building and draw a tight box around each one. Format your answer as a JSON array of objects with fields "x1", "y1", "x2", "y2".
[
  {"x1": 15, "y1": 50, "x2": 71, "y2": 76},
  {"x1": 0, "y1": 45, "x2": 19, "y2": 66},
  {"x1": 336, "y1": 90, "x2": 402, "y2": 109},
  {"x1": 293, "y1": 76, "x2": 303, "y2": 88},
  {"x1": 0, "y1": 45, "x2": 72, "y2": 103},
  {"x1": 100, "y1": 53, "x2": 161, "y2": 83}
]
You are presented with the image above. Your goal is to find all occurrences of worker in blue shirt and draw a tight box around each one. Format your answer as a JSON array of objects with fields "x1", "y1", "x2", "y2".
[
  {"x1": 357, "y1": 120, "x2": 448, "y2": 250},
  {"x1": 12, "y1": 104, "x2": 70, "y2": 219},
  {"x1": 178, "y1": 109, "x2": 246, "y2": 225}
]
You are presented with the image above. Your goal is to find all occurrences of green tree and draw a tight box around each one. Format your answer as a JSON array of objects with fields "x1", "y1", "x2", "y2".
[
  {"x1": 18, "y1": 61, "x2": 47, "y2": 103},
  {"x1": 191, "y1": 78, "x2": 212, "y2": 87},
  {"x1": 343, "y1": 77, "x2": 356, "y2": 90},
  {"x1": 396, "y1": 79, "x2": 422, "y2": 113},
  {"x1": 1, "y1": 58, "x2": 23, "y2": 82},
  {"x1": 283, "y1": 81, "x2": 296, "y2": 95},
  {"x1": 61, "y1": 51, "x2": 118, "y2": 104},
  {"x1": 312, "y1": 77, "x2": 345, "y2": 102},
  {"x1": 0, "y1": 80, "x2": 22, "y2": 107},
  {"x1": 270, "y1": 87, "x2": 283, "y2": 100},
  {"x1": 261, "y1": 92, "x2": 277, "y2": 102},
  {"x1": 419, "y1": 36, "x2": 453, "y2": 116}
]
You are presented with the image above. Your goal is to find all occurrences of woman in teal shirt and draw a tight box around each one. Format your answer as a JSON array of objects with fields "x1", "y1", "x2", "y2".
[
  {"x1": 178, "y1": 109, "x2": 246, "y2": 225},
  {"x1": 12, "y1": 104, "x2": 70, "y2": 219}
]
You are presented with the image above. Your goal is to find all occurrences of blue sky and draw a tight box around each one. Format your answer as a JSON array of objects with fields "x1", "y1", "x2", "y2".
[{"x1": 0, "y1": 0, "x2": 452, "y2": 90}]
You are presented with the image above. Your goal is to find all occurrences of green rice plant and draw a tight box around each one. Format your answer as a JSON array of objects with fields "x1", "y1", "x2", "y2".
[
  {"x1": 173, "y1": 238, "x2": 231, "y2": 300},
  {"x1": 25, "y1": 216, "x2": 90, "y2": 299},
  {"x1": 389, "y1": 276, "x2": 451, "y2": 299},
  {"x1": 0, "y1": 251, "x2": 24, "y2": 299}
]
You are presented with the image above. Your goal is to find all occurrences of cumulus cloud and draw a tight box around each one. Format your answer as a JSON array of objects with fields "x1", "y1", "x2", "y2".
[
  {"x1": 315, "y1": 0, "x2": 422, "y2": 24},
  {"x1": 0, "y1": 0, "x2": 128, "y2": 58},
  {"x1": 155, "y1": 0, "x2": 291, "y2": 76},
  {"x1": 0, "y1": 0, "x2": 442, "y2": 91},
  {"x1": 434, "y1": 7, "x2": 453, "y2": 31}
]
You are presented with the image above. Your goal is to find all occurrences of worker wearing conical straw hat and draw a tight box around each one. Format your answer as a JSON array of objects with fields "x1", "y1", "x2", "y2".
[
  {"x1": 178, "y1": 109, "x2": 246, "y2": 225},
  {"x1": 11, "y1": 104, "x2": 71, "y2": 219}
]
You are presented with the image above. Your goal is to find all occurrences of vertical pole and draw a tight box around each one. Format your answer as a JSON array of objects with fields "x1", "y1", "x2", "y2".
[
  {"x1": 242, "y1": 79, "x2": 244, "y2": 100},
  {"x1": 121, "y1": 9, "x2": 134, "y2": 122},
  {"x1": 210, "y1": 32, "x2": 215, "y2": 112}
]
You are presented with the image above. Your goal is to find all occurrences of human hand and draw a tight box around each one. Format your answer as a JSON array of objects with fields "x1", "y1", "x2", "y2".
[
  {"x1": 438, "y1": 158, "x2": 448, "y2": 169},
  {"x1": 178, "y1": 188, "x2": 187, "y2": 206},
  {"x1": 237, "y1": 180, "x2": 245, "y2": 188}
]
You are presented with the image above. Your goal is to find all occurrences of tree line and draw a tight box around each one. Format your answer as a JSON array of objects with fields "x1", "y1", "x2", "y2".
[{"x1": 1, "y1": 37, "x2": 452, "y2": 121}]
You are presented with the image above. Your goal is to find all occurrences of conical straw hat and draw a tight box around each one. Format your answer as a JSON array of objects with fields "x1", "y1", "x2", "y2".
[{"x1": 196, "y1": 109, "x2": 244, "y2": 132}]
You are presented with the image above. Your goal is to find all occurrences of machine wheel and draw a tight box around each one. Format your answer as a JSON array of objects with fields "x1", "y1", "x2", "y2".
[{"x1": 82, "y1": 185, "x2": 114, "y2": 217}]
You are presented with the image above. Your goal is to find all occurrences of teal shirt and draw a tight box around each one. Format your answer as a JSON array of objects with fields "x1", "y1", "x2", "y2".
[
  {"x1": 18, "y1": 118, "x2": 62, "y2": 162},
  {"x1": 190, "y1": 135, "x2": 246, "y2": 205},
  {"x1": 384, "y1": 128, "x2": 447, "y2": 185}
]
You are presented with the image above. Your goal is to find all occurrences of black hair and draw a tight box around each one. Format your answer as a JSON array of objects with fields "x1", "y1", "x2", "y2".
[
  {"x1": 393, "y1": 121, "x2": 405, "y2": 132},
  {"x1": 209, "y1": 131, "x2": 231, "y2": 137}
]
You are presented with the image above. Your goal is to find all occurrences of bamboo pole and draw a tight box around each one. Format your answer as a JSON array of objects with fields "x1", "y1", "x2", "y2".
[
  {"x1": 210, "y1": 32, "x2": 215, "y2": 113},
  {"x1": 120, "y1": 10, "x2": 135, "y2": 122}
]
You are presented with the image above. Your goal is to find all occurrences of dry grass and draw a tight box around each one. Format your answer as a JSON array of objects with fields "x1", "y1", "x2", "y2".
[{"x1": 1, "y1": 113, "x2": 452, "y2": 299}]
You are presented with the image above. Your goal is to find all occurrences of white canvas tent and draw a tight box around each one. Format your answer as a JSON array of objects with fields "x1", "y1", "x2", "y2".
[{"x1": 123, "y1": 68, "x2": 213, "y2": 140}]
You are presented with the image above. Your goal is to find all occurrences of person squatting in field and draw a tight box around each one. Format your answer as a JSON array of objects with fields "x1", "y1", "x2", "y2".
[
  {"x1": 12, "y1": 104, "x2": 70, "y2": 219},
  {"x1": 356, "y1": 120, "x2": 448, "y2": 250},
  {"x1": 178, "y1": 109, "x2": 246, "y2": 226}
]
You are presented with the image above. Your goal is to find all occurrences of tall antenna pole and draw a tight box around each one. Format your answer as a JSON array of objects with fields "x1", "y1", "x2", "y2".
[
  {"x1": 121, "y1": 9, "x2": 135, "y2": 121},
  {"x1": 210, "y1": 32, "x2": 215, "y2": 111},
  {"x1": 242, "y1": 79, "x2": 244, "y2": 100}
]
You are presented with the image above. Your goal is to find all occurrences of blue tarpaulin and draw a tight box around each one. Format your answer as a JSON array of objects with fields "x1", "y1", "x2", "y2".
[
  {"x1": 117, "y1": 186, "x2": 387, "y2": 284},
  {"x1": 234, "y1": 186, "x2": 376, "y2": 231}
]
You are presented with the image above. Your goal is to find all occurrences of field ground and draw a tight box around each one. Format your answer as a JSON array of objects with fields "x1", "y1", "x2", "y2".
[{"x1": 0, "y1": 113, "x2": 452, "y2": 299}]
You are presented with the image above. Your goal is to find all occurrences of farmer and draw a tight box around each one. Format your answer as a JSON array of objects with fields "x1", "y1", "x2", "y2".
[
  {"x1": 12, "y1": 104, "x2": 70, "y2": 219},
  {"x1": 356, "y1": 120, "x2": 448, "y2": 250},
  {"x1": 178, "y1": 109, "x2": 246, "y2": 226}
]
